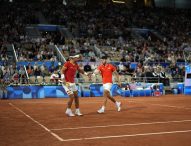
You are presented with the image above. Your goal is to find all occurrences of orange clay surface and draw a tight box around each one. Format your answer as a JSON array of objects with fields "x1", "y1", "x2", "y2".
[{"x1": 1, "y1": 95, "x2": 191, "y2": 146}]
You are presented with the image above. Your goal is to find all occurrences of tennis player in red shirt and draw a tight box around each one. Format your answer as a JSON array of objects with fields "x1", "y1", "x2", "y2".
[
  {"x1": 61, "y1": 54, "x2": 89, "y2": 117},
  {"x1": 92, "y1": 56, "x2": 121, "y2": 113}
]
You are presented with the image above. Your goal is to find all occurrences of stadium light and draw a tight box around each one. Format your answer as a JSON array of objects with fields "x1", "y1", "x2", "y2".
[{"x1": 112, "y1": 0, "x2": 125, "y2": 4}]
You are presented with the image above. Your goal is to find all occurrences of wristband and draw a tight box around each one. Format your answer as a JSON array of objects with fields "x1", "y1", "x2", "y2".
[{"x1": 61, "y1": 74, "x2": 65, "y2": 79}]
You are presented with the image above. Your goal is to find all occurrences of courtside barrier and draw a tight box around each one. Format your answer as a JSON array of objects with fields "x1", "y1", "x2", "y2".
[{"x1": 5, "y1": 83, "x2": 163, "y2": 99}]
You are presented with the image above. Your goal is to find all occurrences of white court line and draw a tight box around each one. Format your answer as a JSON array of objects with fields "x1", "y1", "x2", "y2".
[
  {"x1": 16, "y1": 100, "x2": 191, "y2": 109},
  {"x1": 150, "y1": 103, "x2": 191, "y2": 110},
  {"x1": 61, "y1": 129, "x2": 191, "y2": 142},
  {"x1": 128, "y1": 101, "x2": 191, "y2": 110},
  {"x1": 51, "y1": 119, "x2": 191, "y2": 131},
  {"x1": 17, "y1": 100, "x2": 191, "y2": 109},
  {"x1": 9, "y1": 103, "x2": 64, "y2": 142},
  {"x1": 14, "y1": 101, "x2": 104, "y2": 104}
]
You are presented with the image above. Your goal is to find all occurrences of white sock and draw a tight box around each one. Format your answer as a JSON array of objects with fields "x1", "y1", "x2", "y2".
[
  {"x1": 66, "y1": 108, "x2": 71, "y2": 112},
  {"x1": 76, "y1": 108, "x2": 80, "y2": 112},
  {"x1": 101, "y1": 106, "x2": 105, "y2": 110}
]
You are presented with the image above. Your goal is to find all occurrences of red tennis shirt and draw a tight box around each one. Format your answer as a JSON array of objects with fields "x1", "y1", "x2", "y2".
[
  {"x1": 98, "y1": 64, "x2": 116, "y2": 84},
  {"x1": 63, "y1": 61, "x2": 79, "y2": 83}
]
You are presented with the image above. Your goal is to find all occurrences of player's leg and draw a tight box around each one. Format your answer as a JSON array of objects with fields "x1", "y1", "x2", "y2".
[
  {"x1": 62, "y1": 83, "x2": 75, "y2": 117},
  {"x1": 74, "y1": 91, "x2": 79, "y2": 108},
  {"x1": 97, "y1": 90, "x2": 108, "y2": 113},
  {"x1": 73, "y1": 91, "x2": 83, "y2": 116},
  {"x1": 66, "y1": 93, "x2": 75, "y2": 116},
  {"x1": 105, "y1": 89, "x2": 121, "y2": 112},
  {"x1": 103, "y1": 93, "x2": 108, "y2": 108},
  {"x1": 98, "y1": 83, "x2": 121, "y2": 113},
  {"x1": 67, "y1": 94, "x2": 74, "y2": 108},
  {"x1": 104, "y1": 89, "x2": 116, "y2": 103},
  {"x1": 72, "y1": 83, "x2": 83, "y2": 116},
  {"x1": 97, "y1": 83, "x2": 111, "y2": 113}
]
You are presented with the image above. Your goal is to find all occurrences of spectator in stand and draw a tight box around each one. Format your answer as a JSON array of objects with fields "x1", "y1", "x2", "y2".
[
  {"x1": 1, "y1": 54, "x2": 8, "y2": 63},
  {"x1": 91, "y1": 62, "x2": 97, "y2": 71},
  {"x1": 40, "y1": 63, "x2": 46, "y2": 72},
  {"x1": 120, "y1": 56, "x2": 126, "y2": 62},
  {"x1": 0, "y1": 79, "x2": 8, "y2": 99},
  {"x1": 2, "y1": 67, "x2": 11, "y2": 82},
  {"x1": 90, "y1": 56, "x2": 96, "y2": 62},
  {"x1": 42, "y1": 66, "x2": 50, "y2": 77},
  {"x1": 88, "y1": 49, "x2": 96, "y2": 58},
  {"x1": 26, "y1": 63, "x2": 33, "y2": 76},
  {"x1": 50, "y1": 70, "x2": 59, "y2": 84},
  {"x1": 159, "y1": 67, "x2": 170, "y2": 86},
  {"x1": 152, "y1": 66, "x2": 160, "y2": 83},
  {"x1": 0, "y1": 67, "x2": 3, "y2": 79},
  {"x1": 12, "y1": 71, "x2": 19, "y2": 84},
  {"x1": 19, "y1": 66, "x2": 26, "y2": 84},
  {"x1": 49, "y1": 65, "x2": 55, "y2": 73},
  {"x1": 118, "y1": 62, "x2": 126, "y2": 75},
  {"x1": 33, "y1": 67, "x2": 41, "y2": 78},
  {"x1": 133, "y1": 67, "x2": 144, "y2": 82},
  {"x1": 33, "y1": 62, "x2": 38, "y2": 71},
  {"x1": 9, "y1": 65, "x2": 15, "y2": 75},
  {"x1": 171, "y1": 66, "x2": 181, "y2": 81},
  {"x1": 144, "y1": 66, "x2": 154, "y2": 83},
  {"x1": 126, "y1": 78, "x2": 138, "y2": 91},
  {"x1": 84, "y1": 62, "x2": 92, "y2": 72}
]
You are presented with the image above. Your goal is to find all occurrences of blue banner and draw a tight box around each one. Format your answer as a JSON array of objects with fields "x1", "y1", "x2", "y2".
[{"x1": 6, "y1": 83, "x2": 165, "y2": 99}]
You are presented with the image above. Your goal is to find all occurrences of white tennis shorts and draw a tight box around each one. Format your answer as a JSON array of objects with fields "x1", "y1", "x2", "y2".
[
  {"x1": 62, "y1": 82, "x2": 77, "y2": 95},
  {"x1": 103, "y1": 83, "x2": 112, "y2": 91}
]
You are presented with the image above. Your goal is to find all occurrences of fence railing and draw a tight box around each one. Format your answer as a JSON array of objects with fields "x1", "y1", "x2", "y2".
[{"x1": 3, "y1": 75, "x2": 184, "y2": 86}]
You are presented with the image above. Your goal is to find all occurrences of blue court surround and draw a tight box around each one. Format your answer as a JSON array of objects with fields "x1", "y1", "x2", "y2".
[{"x1": 6, "y1": 83, "x2": 164, "y2": 99}]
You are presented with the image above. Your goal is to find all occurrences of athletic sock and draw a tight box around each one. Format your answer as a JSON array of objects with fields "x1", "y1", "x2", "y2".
[
  {"x1": 115, "y1": 101, "x2": 120, "y2": 106},
  {"x1": 76, "y1": 108, "x2": 80, "y2": 112},
  {"x1": 66, "y1": 108, "x2": 71, "y2": 112},
  {"x1": 101, "y1": 106, "x2": 105, "y2": 110}
]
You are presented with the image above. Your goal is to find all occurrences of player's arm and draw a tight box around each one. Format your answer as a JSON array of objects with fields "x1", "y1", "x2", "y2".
[
  {"x1": 78, "y1": 68, "x2": 90, "y2": 76},
  {"x1": 60, "y1": 66, "x2": 67, "y2": 84},
  {"x1": 113, "y1": 70, "x2": 121, "y2": 87},
  {"x1": 92, "y1": 69, "x2": 100, "y2": 76}
]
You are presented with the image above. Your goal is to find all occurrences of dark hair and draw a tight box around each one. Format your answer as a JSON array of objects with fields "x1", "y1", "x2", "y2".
[{"x1": 101, "y1": 56, "x2": 108, "y2": 59}]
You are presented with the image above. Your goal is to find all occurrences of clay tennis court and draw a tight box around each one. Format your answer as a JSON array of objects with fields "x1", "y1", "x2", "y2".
[{"x1": 1, "y1": 95, "x2": 191, "y2": 146}]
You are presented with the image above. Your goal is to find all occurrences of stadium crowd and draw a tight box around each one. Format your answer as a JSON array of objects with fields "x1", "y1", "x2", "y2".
[{"x1": 0, "y1": 0, "x2": 191, "y2": 86}]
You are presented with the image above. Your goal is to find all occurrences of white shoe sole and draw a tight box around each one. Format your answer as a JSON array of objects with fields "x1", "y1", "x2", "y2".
[
  {"x1": 97, "y1": 110, "x2": 104, "y2": 114},
  {"x1": 66, "y1": 114, "x2": 75, "y2": 117},
  {"x1": 75, "y1": 113, "x2": 83, "y2": 116},
  {"x1": 65, "y1": 112, "x2": 75, "y2": 117},
  {"x1": 117, "y1": 102, "x2": 121, "y2": 112}
]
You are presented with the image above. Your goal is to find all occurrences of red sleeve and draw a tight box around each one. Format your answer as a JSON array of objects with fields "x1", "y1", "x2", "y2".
[
  {"x1": 111, "y1": 64, "x2": 116, "y2": 72},
  {"x1": 64, "y1": 61, "x2": 69, "y2": 68}
]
